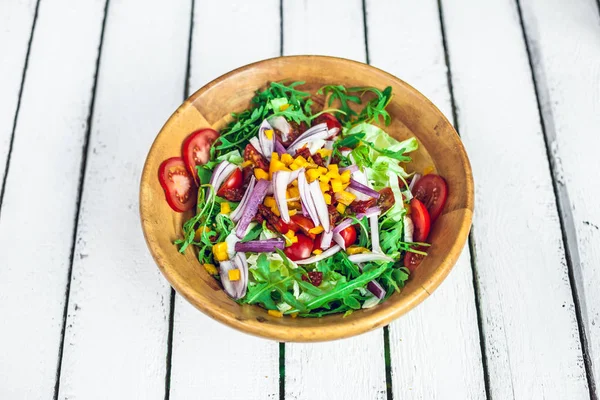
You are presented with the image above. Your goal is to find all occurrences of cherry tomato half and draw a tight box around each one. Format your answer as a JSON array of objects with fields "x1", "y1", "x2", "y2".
[
  {"x1": 288, "y1": 215, "x2": 316, "y2": 238},
  {"x1": 410, "y1": 198, "x2": 431, "y2": 242},
  {"x1": 216, "y1": 168, "x2": 243, "y2": 197},
  {"x1": 338, "y1": 225, "x2": 357, "y2": 248},
  {"x1": 404, "y1": 247, "x2": 428, "y2": 272},
  {"x1": 412, "y1": 174, "x2": 448, "y2": 221},
  {"x1": 158, "y1": 157, "x2": 197, "y2": 212},
  {"x1": 182, "y1": 128, "x2": 219, "y2": 184},
  {"x1": 284, "y1": 233, "x2": 314, "y2": 261}
]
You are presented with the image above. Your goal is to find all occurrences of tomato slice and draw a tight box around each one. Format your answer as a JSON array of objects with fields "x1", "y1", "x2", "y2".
[
  {"x1": 288, "y1": 215, "x2": 316, "y2": 238},
  {"x1": 412, "y1": 174, "x2": 448, "y2": 221},
  {"x1": 158, "y1": 157, "x2": 197, "y2": 212},
  {"x1": 182, "y1": 128, "x2": 219, "y2": 183},
  {"x1": 338, "y1": 225, "x2": 357, "y2": 248},
  {"x1": 243, "y1": 143, "x2": 269, "y2": 171},
  {"x1": 284, "y1": 233, "x2": 314, "y2": 261},
  {"x1": 410, "y1": 198, "x2": 431, "y2": 242},
  {"x1": 404, "y1": 247, "x2": 428, "y2": 272},
  {"x1": 216, "y1": 168, "x2": 242, "y2": 197}
]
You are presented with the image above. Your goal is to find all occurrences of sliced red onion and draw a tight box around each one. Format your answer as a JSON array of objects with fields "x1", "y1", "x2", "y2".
[
  {"x1": 273, "y1": 170, "x2": 291, "y2": 222},
  {"x1": 274, "y1": 140, "x2": 287, "y2": 155},
  {"x1": 323, "y1": 140, "x2": 334, "y2": 167},
  {"x1": 301, "y1": 201, "x2": 308, "y2": 216},
  {"x1": 369, "y1": 214, "x2": 381, "y2": 253},
  {"x1": 219, "y1": 256, "x2": 249, "y2": 300},
  {"x1": 356, "y1": 206, "x2": 381, "y2": 220},
  {"x1": 298, "y1": 172, "x2": 320, "y2": 226},
  {"x1": 347, "y1": 169, "x2": 369, "y2": 201},
  {"x1": 286, "y1": 123, "x2": 328, "y2": 154},
  {"x1": 209, "y1": 161, "x2": 238, "y2": 194},
  {"x1": 249, "y1": 137, "x2": 263, "y2": 156},
  {"x1": 347, "y1": 253, "x2": 394, "y2": 263},
  {"x1": 408, "y1": 173, "x2": 422, "y2": 192},
  {"x1": 309, "y1": 181, "x2": 330, "y2": 232},
  {"x1": 367, "y1": 280, "x2": 386, "y2": 299},
  {"x1": 320, "y1": 230, "x2": 333, "y2": 250},
  {"x1": 288, "y1": 168, "x2": 303, "y2": 184},
  {"x1": 328, "y1": 127, "x2": 340, "y2": 138},
  {"x1": 230, "y1": 176, "x2": 256, "y2": 222},
  {"x1": 340, "y1": 165, "x2": 358, "y2": 173},
  {"x1": 235, "y1": 179, "x2": 270, "y2": 238},
  {"x1": 349, "y1": 179, "x2": 380, "y2": 199},
  {"x1": 287, "y1": 132, "x2": 329, "y2": 155},
  {"x1": 235, "y1": 252, "x2": 249, "y2": 298},
  {"x1": 332, "y1": 218, "x2": 354, "y2": 250},
  {"x1": 235, "y1": 239, "x2": 285, "y2": 253},
  {"x1": 295, "y1": 245, "x2": 341, "y2": 265},
  {"x1": 267, "y1": 116, "x2": 291, "y2": 142},
  {"x1": 403, "y1": 215, "x2": 414, "y2": 243},
  {"x1": 258, "y1": 119, "x2": 274, "y2": 160}
]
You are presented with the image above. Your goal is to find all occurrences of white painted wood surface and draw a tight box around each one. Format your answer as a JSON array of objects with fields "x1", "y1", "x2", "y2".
[
  {"x1": 0, "y1": 0, "x2": 106, "y2": 397},
  {"x1": 56, "y1": 0, "x2": 191, "y2": 398},
  {"x1": 366, "y1": 1, "x2": 486, "y2": 397},
  {"x1": 0, "y1": 0, "x2": 37, "y2": 186},
  {"x1": 169, "y1": 1, "x2": 281, "y2": 398},
  {"x1": 282, "y1": 1, "x2": 387, "y2": 399},
  {"x1": 519, "y1": 0, "x2": 600, "y2": 388},
  {"x1": 440, "y1": 0, "x2": 590, "y2": 398}
]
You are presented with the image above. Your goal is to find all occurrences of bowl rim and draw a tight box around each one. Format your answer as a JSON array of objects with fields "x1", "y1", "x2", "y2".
[{"x1": 140, "y1": 55, "x2": 474, "y2": 342}]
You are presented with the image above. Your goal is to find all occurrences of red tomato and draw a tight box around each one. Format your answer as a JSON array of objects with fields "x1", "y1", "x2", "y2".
[
  {"x1": 410, "y1": 198, "x2": 431, "y2": 242},
  {"x1": 338, "y1": 225, "x2": 357, "y2": 248},
  {"x1": 216, "y1": 168, "x2": 242, "y2": 197},
  {"x1": 288, "y1": 215, "x2": 316, "y2": 238},
  {"x1": 314, "y1": 113, "x2": 342, "y2": 134},
  {"x1": 404, "y1": 247, "x2": 427, "y2": 272},
  {"x1": 412, "y1": 174, "x2": 448, "y2": 221},
  {"x1": 284, "y1": 233, "x2": 314, "y2": 261},
  {"x1": 182, "y1": 128, "x2": 219, "y2": 183},
  {"x1": 158, "y1": 157, "x2": 197, "y2": 212}
]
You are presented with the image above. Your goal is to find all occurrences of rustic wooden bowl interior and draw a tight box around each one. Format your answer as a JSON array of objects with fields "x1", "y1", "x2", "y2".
[{"x1": 140, "y1": 56, "x2": 473, "y2": 342}]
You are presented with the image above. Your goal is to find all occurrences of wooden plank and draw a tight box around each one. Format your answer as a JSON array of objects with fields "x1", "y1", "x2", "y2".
[
  {"x1": 282, "y1": 1, "x2": 387, "y2": 399},
  {"x1": 439, "y1": 0, "x2": 590, "y2": 398},
  {"x1": 0, "y1": 0, "x2": 38, "y2": 190},
  {"x1": 365, "y1": 1, "x2": 486, "y2": 398},
  {"x1": 56, "y1": 0, "x2": 191, "y2": 398},
  {"x1": 519, "y1": 0, "x2": 600, "y2": 392},
  {"x1": 168, "y1": 1, "x2": 281, "y2": 398},
  {"x1": 0, "y1": 0, "x2": 106, "y2": 397}
]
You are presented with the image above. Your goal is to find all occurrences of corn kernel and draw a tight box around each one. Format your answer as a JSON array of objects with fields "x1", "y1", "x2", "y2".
[
  {"x1": 306, "y1": 169, "x2": 321, "y2": 182},
  {"x1": 340, "y1": 170, "x2": 351, "y2": 184},
  {"x1": 264, "y1": 129, "x2": 274, "y2": 140},
  {"x1": 213, "y1": 242, "x2": 228, "y2": 261},
  {"x1": 324, "y1": 193, "x2": 332, "y2": 205},
  {"x1": 318, "y1": 174, "x2": 331, "y2": 184},
  {"x1": 220, "y1": 202, "x2": 231, "y2": 214},
  {"x1": 288, "y1": 209, "x2": 298, "y2": 216},
  {"x1": 319, "y1": 181, "x2": 330, "y2": 193},
  {"x1": 268, "y1": 310, "x2": 283, "y2": 318},
  {"x1": 294, "y1": 155, "x2": 308, "y2": 165},
  {"x1": 327, "y1": 164, "x2": 339, "y2": 174},
  {"x1": 228, "y1": 269, "x2": 241, "y2": 281},
  {"x1": 284, "y1": 230, "x2": 298, "y2": 245},
  {"x1": 336, "y1": 191, "x2": 357, "y2": 206},
  {"x1": 288, "y1": 187, "x2": 300, "y2": 198},
  {"x1": 279, "y1": 104, "x2": 290, "y2": 111},
  {"x1": 194, "y1": 226, "x2": 210, "y2": 241},
  {"x1": 254, "y1": 168, "x2": 269, "y2": 180},
  {"x1": 203, "y1": 263, "x2": 218, "y2": 275},
  {"x1": 309, "y1": 226, "x2": 324, "y2": 235},
  {"x1": 317, "y1": 148, "x2": 332, "y2": 157},
  {"x1": 336, "y1": 203, "x2": 347, "y2": 214},
  {"x1": 290, "y1": 312, "x2": 299, "y2": 318},
  {"x1": 346, "y1": 246, "x2": 369, "y2": 255},
  {"x1": 317, "y1": 166, "x2": 328, "y2": 174},
  {"x1": 331, "y1": 179, "x2": 344, "y2": 193},
  {"x1": 424, "y1": 165, "x2": 435, "y2": 175},
  {"x1": 264, "y1": 196, "x2": 276, "y2": 208},
  {"x1": 271, "y1": 152, "x2": 279, "y2": 162},
  {"x1": 289, "y1": 163, "x2": 300, "y2": 171},
  {"x1": 312, "y1": 249, "x2": 323, "y2": 255},
  {"x1": 281, "y1": 153, "x2": 294, "y2": 166}
]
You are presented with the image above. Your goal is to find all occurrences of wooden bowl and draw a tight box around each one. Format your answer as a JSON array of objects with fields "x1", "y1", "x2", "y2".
[{"x1": 140, "y1": 56, "x2": 473, "y2": 342}]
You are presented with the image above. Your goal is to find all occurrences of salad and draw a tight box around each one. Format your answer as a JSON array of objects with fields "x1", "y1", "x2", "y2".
[{"x1": 157, "y1": 82, "x2": 448, "y2": 317}]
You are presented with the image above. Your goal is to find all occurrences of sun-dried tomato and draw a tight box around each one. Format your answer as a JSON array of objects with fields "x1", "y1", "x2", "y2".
[
  {"x1": 302, "y1": 271, "x2": 323, "y2": 286},
  {"x1": 349, "y1": 198, "x2": 376, "y2": 214},
  {"x1": 244, "y1": 143, "x2": 269, "y2": 171},
  {"x1": 258, "y1": 204, "x2": 290, "y2": 234},
  {"x1": 219, "y1": 187, "x2": 244, "y2": 202},
  {"x1": 312, "y1": 153, "x2": 325, "y2": 167},
  {"x1": 295, "y1": 147, "x2": 311, "y2": 160},
  {"x1": 275, "y1": 121, "x2": 308, "y2": 146},
  {"x1": 328, "y1": 204, "x2": 342, "y2": 225},
  {"x1": 377, "y1": 187, "x2": 396, "y2": 212}
]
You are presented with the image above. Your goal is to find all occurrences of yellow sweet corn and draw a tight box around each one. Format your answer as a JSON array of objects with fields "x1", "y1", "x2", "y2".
[
  {"x1": 289, "y1": 163, "x2": 301, "y2": 171},
  {"x1": 264, "y1": 129, "x2": 274, "y2": 140},
  {"x1": 279, "y1": 104, "x2": 290, "y2": 111},
  {"x1": 336, "y1": 203, "x2": 347, "y2": 214},
  {"x1": 213, "y1": 242, "x2": 228, "y2": 261},
  {"x1": 346, "y1": 246, "x2": 369, "y2": 255},
  {"x1": 272, "y1": 152, "x2": 280, "y2": 162},
  {"x1": 319, "y1": 181, "x2": 330, "y2": 193},
  {"x1": 324, "y1": 193, "x2": 332, "y2": 205},
  {"x1": 203, "y1": 263, "x2": 218, "y2": 275},
  {"x1": 317, "y1": 148, "x2": 332, "y2": 157},
  {"x1": 340, "y1": 170, "x2": 351, "y2": 184},
  {"x1": 312, "y1": 249, "x2": 323, "y2": 255},
  {"x1": 327, "y1": 164, "x2": 339, "y2": 174},
  {"x1": 284, "y1": 230, "x2": 298, "y2": 245},
  {"x1": 306, "y1": 168, "x2": 321, "y2": 182},
  {"x1": 330, "y1": 179, "x2": 344, "y2": 193},
  {"x1": 336, "y1": 191, "x2": 356, "y2": 206},
  {"x1": 309, "y1": 226, "x2": 324, "y2": 235},
  {"x1": 228, "y1": 269, "x2": 241, "y2": 281},
  {"x1": 318, "y1": 174, "x2": 331, "y2": 184},
  {"x1": 288, "y1": 209, "x2": 298, "y2": 216},
  {"x1": 220, "y1": 202, "x2": 231, "y2": 214},
  {"x1": 264, "y1": 196, "x2": 276, "y2": 208},
  {"x1": 194, "y1": 226, "x2": 210, "y2": 241},
  {"x1": 317, "y1": 166, "x2": 328, "y2": 175},
  {"x1": 424, "y1": 165, "x2": 435, "y2": 175},
  {"x1": 268, "y1": 310, "x2": 283, "y2": 318},
  {"x1": 269, "y1": 159, "x2": 290, "y2": 178},
  {"x1": 294, "y1": 155, "x2": 308, "y2": 165},
  {"x1": 281, "y1": 153, "x2": 294, "y2": 166},
  {"x1": 254, "y1": 168, "x2": 269, "y2": 180}
]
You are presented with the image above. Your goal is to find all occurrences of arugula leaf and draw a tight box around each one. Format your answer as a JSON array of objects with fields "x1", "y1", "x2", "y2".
[{"x1": 317, "y1": 85, "x2": 361, "y2": 121}]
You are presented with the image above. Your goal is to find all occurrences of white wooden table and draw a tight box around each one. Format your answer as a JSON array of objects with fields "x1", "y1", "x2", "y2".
[{"x1": 1, "y1": 0, "x2": 599, "y2": 398}]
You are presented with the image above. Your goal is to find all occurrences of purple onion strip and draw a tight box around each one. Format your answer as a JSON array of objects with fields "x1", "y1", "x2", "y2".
[
  {"x1": 235, "y1": 239, "x2": 285, "y2": 253},
  {"x1": 235, "y1": 179, "x2": 270, "y2": 238},
  {"x1": 349, "y1": 179, "x2": 380, "y2": 199}
]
